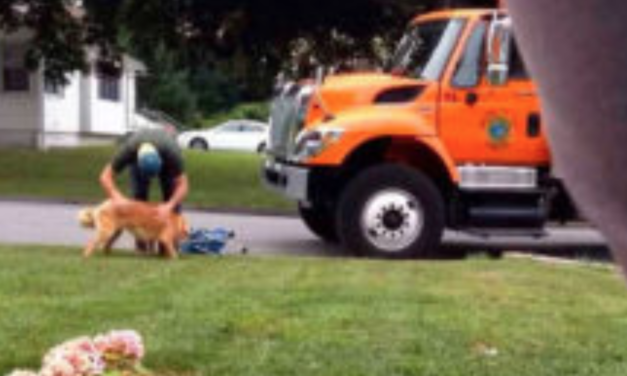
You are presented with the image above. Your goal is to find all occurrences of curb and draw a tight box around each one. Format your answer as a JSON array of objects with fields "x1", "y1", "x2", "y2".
[
  {"x1": 0, "y1": 196, "x2": 298, "y2": 218},
  {"x1": 508, "y1": 252, "x2": 615, "y2": 269}
]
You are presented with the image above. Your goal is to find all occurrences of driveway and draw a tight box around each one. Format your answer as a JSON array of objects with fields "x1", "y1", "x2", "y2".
[{"x1": 0, "y1": 200, "x2": 608, "y2": 257}]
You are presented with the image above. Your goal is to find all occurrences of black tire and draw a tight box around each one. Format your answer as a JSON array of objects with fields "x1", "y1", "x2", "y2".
[
  {"x1": 298, "y1": 203, "x2": 338, "y2": 243},
  {"x1": 190, "y1": 138, "x2": 208, "y2": 151},
  {"x1": 257, "y1": 142, "x2": 267, "y2": 154},
  {"x1": 337, "y1": 164, "x2": 445, "y2": 259}
]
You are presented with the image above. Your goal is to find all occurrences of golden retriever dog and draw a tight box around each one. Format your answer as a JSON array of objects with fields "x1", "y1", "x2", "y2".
[{"x1": 78, "y1": 199, "x2": 189, "y2": 259}]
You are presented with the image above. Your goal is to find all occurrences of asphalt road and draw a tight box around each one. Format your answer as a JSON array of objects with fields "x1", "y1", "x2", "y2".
[{"x1": 0, "y1": 200, "x2": 609, "y2": 258}]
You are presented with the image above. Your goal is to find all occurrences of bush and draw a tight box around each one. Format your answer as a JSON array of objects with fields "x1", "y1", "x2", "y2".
[
  {"x1": 190, "y1": 68, "x2": 241, "y2": 115},
  {"x1": 201, "y1": 101, "x2": 270, "y2": 128},
  {"x1": 136, "y1": 46, "x2": 270, "y2": 128}
]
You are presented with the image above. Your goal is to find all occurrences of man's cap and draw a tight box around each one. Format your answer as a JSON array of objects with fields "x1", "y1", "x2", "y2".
[{"x1": 137, "y1": 143, "x2": 162, "y2": 177}]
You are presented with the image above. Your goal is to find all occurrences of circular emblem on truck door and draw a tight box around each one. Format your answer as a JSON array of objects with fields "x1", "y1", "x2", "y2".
[{"x1": 486, "y1": 116, "x2": 512, "y2": 145}]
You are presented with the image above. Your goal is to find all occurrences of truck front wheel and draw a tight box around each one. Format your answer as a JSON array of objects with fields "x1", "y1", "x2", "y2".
[
  {"x1": 337, "y1": 164, "x2": 445, "y2": 259},
  {"x1": 298, "y1": 203, "x2": 338, "y2": 243}
]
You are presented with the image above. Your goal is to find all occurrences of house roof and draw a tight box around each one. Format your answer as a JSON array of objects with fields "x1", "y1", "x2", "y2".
[{"x1": 124, "y1": 56, "x2": 148, "y2": 75}]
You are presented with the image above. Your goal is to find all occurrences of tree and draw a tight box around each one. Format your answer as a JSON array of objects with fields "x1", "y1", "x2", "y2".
[
  {"x1": 0, "y1": 0, "x2": 497, "y2": 110},
  {"x1": 118, "y1": 0, "x2": 496, "y2": 97},
  {"x1": 137, "y1": 45, "x2": 197, "y2": 124},
  {"x1": 0, "y1": 0, "x2": 87, "y2": 85}
]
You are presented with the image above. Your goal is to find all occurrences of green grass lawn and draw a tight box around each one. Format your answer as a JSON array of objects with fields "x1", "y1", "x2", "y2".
[
  {"x1": 2, "y1": 245, "x2": 627, "y2": 376},
  {"x1": 0, "y1": 147, "x2": 293, "y2": 212}
]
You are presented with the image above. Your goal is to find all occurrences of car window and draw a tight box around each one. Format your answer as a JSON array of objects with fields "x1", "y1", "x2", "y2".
[
  {"x1": 242, "y1": 124, "x2": 264, "y2": 133},
  {"x1": 509, "y1": 38, "x2": 529, "y2": 80},
  {"x1": 217, "y1": 123, "x2": 240, "y2": 132}
]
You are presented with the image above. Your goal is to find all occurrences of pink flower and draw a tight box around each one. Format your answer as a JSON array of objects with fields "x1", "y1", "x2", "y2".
[
  {"x1": 94, "y1": 330, "x2": 145, "y2": 369},
  {"x1": 40, "y1": 337, "x2": 104, "y2": 376},
  {"x1": 9, "y1": 330, "x2": 146, "y2": 376}
]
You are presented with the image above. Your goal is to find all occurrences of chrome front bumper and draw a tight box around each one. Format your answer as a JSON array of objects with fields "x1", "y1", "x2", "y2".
[{"x1": 262, "y1": 160, "x2": 310, "y2": 202}]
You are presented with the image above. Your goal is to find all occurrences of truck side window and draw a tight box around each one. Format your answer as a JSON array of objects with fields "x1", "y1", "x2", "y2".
[
  {"x1": 452, "y1": 21, "x2": 487, "y2": 88},
  {"x1": 509, "y1": 39, "x2": 529, "y2": 79}
]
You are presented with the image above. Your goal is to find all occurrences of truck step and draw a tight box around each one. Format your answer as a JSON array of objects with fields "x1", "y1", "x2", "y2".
[{"x1": 467, "y1": 206, "x2": 546, "y2": 228}]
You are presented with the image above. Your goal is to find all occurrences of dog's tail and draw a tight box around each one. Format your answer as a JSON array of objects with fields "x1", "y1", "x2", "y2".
[{"x1": 78, "y1": 208, "x2": 96, "y2": 228}]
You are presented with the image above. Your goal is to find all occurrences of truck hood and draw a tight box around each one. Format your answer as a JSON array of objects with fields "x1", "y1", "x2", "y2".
[
  {"x1": 325, "y1": 106, "x2": 436, "y2": 137},
  {"x1": 313, "y1": 72, "x2": 427, "y2": 118}
]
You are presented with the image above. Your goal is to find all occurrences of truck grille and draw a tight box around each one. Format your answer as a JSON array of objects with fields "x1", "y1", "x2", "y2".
[{"x1": 268, "y1": 83, "x2": 309, "y2": 160}]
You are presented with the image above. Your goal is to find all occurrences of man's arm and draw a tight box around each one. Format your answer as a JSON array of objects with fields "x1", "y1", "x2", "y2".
[
  {"x1": 164, "y1": 174, "x2": 189, "y2": 211},
  {"x1": 99, "y1": 164, "x2": 125, "y2": 201}
]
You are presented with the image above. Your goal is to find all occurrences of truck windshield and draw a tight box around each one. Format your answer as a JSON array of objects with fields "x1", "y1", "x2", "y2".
[{"x1": 388, "y1": 19, "x2": 466, "y2": 81}]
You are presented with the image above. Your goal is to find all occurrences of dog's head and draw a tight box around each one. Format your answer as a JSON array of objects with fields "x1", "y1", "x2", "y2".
[{"x1": 78, "y1": 208, "x2": 96, "y2": 228}]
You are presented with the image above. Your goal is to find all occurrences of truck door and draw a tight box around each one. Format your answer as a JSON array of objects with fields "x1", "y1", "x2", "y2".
[{"x1": 438, "y1": 19, "x2": 549, "y2": 166}]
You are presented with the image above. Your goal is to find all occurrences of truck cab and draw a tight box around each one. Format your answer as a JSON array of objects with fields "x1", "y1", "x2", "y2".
[{"x1": 263, "y1": 9, "x2": 576, "y2": 258}]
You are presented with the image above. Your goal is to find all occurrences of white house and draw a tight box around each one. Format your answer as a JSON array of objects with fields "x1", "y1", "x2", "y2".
[{"x1": 0, "y1": 28, "x2": 147, "y2": 149}]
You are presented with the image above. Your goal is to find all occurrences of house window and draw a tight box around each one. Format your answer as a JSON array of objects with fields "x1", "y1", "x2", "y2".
[
  {"x1": 2, "y1": 44, "x2": 30, "y2": 92},
  {"x1": 97, "y1": 62, "x2": 121, "y2": 101},
  {"x1": 98, "y1": 75, "x2": 121, "y2": 101}
]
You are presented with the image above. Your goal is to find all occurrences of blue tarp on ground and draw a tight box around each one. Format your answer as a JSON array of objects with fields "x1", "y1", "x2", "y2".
[{"x1": 180, "y1": 228, "x2": 234, "y2": 255}]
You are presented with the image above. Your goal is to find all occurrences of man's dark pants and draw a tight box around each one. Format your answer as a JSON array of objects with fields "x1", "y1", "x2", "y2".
[{"x1": 130, "y1": 165, "x2": 181, "y2": 212}]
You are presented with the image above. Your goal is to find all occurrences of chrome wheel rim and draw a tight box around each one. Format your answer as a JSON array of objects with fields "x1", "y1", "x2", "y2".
[{"x1": 360, "y1": 189, "x2": 423, "y2": 253}]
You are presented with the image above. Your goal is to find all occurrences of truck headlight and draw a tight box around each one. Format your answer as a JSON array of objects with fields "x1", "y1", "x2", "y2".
[{"x1": 293, "y1": 127, "x2": 344, "y2": 161}]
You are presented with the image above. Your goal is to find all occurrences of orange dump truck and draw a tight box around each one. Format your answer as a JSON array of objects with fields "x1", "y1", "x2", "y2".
[{"x1": 263, "y1": 9, "x2": 577, "y2": 258}]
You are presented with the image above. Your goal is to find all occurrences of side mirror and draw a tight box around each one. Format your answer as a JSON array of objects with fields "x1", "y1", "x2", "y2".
[
  {"x1": 487, "y1": 17, "x2": 513, "y2": 86},
  {"x1": 315, "y1": 66, "x2": 326, "y2": 85}
]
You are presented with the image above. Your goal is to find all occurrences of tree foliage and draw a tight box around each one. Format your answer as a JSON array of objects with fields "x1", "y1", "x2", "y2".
[
  {"x1": 0, "y1": 0, "x2": 496, "y2": 118},
  {"x1": 0, "y1": 0, "x2": 87, "y2": 84},
  {"x1": 117, "y1": 0, "x2": 495, "y2": 93},
  {"x1": 136, "y1": 45, "x2": 197, "y2": 124}
]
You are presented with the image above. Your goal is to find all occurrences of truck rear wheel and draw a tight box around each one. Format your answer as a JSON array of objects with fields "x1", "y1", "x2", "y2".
[
  {"x1": 337, "y1": 164, "x2": 445, "y2": 259},
  {"x1": 298, "y1": 203, "x2": 338, "y2": 243}
]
